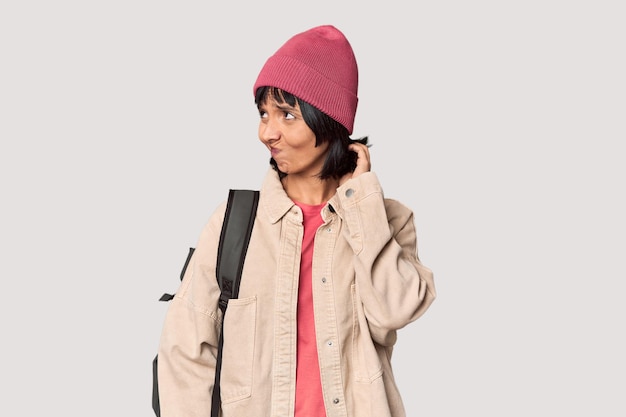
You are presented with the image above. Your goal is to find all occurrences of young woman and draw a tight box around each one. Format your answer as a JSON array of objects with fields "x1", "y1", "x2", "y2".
[{"x1": 157, "y1": 25, "x2": 436, "y2": 417}]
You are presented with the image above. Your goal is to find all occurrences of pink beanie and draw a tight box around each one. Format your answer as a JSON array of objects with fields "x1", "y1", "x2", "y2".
[{"x1": 253, "y1": 25, "x2": 359, "y2": 134}]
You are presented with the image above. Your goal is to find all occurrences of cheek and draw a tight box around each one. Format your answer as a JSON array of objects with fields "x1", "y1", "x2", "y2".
[{"x1": 292, "y1": 126, "x2": 317, "y2": 148}]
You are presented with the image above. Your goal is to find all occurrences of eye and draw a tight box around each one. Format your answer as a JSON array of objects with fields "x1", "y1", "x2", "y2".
[
  {"x1": 284, "y1": 112, "x2": 295, "y2": 120},
  {"x1": 259, "y1": 110, "x2": 268, "y2": 119}
]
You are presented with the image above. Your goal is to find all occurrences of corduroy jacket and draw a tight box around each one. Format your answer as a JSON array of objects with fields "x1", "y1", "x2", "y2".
[{"x1": 157, "y1": 168, "x2": 436, "y2": 417}]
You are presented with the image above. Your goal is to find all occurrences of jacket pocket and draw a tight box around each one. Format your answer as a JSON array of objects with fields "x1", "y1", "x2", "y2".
[
  {"x1": 351, "y1": 284, "x2": 383, "y2": 383},
  {"x1": 220, "y1": 296, "x2": 257, "y2": 403}
]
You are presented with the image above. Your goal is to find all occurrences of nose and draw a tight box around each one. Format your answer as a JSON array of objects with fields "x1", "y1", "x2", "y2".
[{"x1": 259, "y1": 116, "x2": 280, "y2": 146}]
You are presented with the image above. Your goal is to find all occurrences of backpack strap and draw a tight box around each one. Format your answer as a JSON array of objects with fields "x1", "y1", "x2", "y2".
[
  {"x1": 211, "y1": 189, "x2": 259, "y2": 417},
  {"x1": 216, "y1": 189, "x2": 259, "y2": 311},
  {"x1": 157, "y1": 247, "x2": 195, "y2": 302}
]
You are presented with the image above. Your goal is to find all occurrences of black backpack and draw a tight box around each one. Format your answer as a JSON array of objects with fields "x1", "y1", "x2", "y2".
[{"x1": 152, "y1": 189, "x2": 259, "y2": 417}]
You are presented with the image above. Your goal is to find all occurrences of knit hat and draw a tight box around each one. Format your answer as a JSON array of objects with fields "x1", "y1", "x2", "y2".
[{"x1": 253, "y1": 25, "x2": 359, "y2": 134}]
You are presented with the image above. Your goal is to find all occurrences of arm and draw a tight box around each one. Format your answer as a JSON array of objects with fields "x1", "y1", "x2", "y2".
[
  {"x1": 336, "y1": 172, "x2": 436, "y2": 347},
  {"x1": 157, "y1": 204, "x2": 227, "y2": 417}
]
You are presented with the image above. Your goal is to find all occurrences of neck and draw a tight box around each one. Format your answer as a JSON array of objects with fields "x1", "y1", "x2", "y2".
[{"x1": 281, "y1": 174, "x2": 339, "y2": 205}]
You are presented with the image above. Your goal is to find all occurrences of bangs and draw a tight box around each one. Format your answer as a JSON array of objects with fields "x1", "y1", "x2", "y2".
[{"x1": 255, "y1": 86, "x2": 298, "y2": 108}]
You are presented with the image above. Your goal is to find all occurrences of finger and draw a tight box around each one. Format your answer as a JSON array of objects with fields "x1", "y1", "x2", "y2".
[
  {"x1": 349, "y1": 143, "x2": 369, "y2": 156},
  {"x1": 349, "y1": 143, "x2": 370, "y2": 163}
]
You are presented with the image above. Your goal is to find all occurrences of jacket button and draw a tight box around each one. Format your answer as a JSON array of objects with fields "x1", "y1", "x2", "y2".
[
  {"x1": 327, "y1": 340, "x2": 333, "y2": 346},
  {"x1": 333, "y1": 398, "x2": 340, "y2": 404},
  {"x1": 345, "y1": 188, "x2": 354, "y2": 197},
  {"x1": 321, "y1": 277, "x2": 327, "y2": 283}
]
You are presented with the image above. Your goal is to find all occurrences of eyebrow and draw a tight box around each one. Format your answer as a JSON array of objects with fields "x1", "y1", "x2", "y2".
[{"x1": 275, "y1": 103, "x2": 302, "y2": 116}]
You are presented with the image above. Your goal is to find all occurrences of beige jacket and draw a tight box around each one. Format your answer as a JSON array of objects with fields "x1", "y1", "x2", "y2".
[{"x1": 158, "y1": 169, "x2": 436, "y2": 417}]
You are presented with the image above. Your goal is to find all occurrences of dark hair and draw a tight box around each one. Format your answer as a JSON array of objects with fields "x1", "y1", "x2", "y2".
[{"x1": 255, "y1": 86, "x2": 369, "y2": 180}]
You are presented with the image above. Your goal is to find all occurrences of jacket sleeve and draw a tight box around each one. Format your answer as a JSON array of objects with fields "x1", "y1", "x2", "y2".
[
  {"x1": 157, "y1": 203, "x2": 227, "y2": 417},
  {"x1": 335, "y1": 172, "x2": 436, "y2": 346}
]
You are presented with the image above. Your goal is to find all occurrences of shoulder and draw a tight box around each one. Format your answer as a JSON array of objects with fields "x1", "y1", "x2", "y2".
[{"x1": 197, "y1": 200, "x2": 228, "y2": 243}]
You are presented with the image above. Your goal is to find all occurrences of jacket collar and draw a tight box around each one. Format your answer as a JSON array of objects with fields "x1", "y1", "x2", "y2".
[
  {"x1": 259, "y1": 168, "x2": 341, "y2": 224},
  {"x1": 260, "y1": 168, "x2": 297, "y2": 224},
  {"x1": 259, "y1": 167, "x2": 341, "y2": 223}
]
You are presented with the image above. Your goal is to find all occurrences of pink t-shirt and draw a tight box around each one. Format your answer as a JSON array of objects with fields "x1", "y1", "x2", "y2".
[{"x1": 294, "y1": 201, "x2": 327, "y2": 417}]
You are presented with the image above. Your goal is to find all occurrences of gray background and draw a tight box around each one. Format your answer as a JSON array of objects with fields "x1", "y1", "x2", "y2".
[{"x1": 1, "y1": 1, "x2": 624, "y2": 415}]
